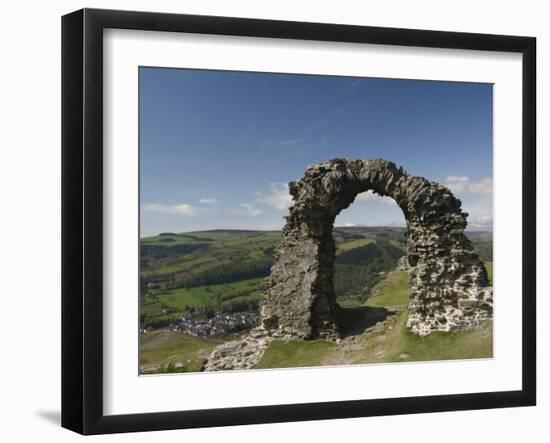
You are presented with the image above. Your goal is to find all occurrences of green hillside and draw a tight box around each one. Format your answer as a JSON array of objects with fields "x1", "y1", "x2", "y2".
[
  {"x1": 139, "y1": 228, "x2": 493, "y2": 374},
  {"x1": 140, "y1": 227, "x2": 492, "y2": 330},
  {"x1": 140, "y1": 269, "x2": 492, "y2": 373},
  {"x1": 140, "y1": 331, "x2": 227, "y2": 374},
  {"x1": 255, "y1": 314, "x2": 493, "y2": 369},
  {"x1": 140, "y1": 227, "x2": 412, "y2": 329},
  {"x1": 256, "y1": 270, "x2": 492, "y2": 369}
]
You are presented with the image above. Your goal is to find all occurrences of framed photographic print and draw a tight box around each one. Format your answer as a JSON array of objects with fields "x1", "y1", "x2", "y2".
[{"x1": 61, "y1": 8, "x2": 536, "y2": 435}]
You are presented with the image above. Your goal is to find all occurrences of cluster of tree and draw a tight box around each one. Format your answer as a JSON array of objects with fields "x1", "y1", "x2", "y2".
[
  {"x1": 174, "y1": 259, "x2": 271, "y2": 289},
  {"x1": 334, "y1": 264, "x2": 383, "y2": 299},
  {"x1": 140, "y1": 243, "x2": 209, "y2": 261},
  {"x1": 334, "y1": 241, "x2": 404, "y2": 298},
  {"x1": 141, "y1": 313, "x2": 180, "y2": 330},
  {"x1": 224, "y1": 299, "x2": 260, "y2": 314},
  {"x1": 334, "y1": 230, "x2": 365, "y2": 242},
  {"x1": 217, "y1": 286, "x2": 258, "y2": 303},
  {"x1": 472, "y1": 241, "x2": 493, "y2": 262},
  {"x1": 377, "y1": 238, "x2": 407, "y2": 260},
  {"x1": 337, "y1": 243, "x2": 384, "y2": 266},
  {"x1": 158, "y1": 232, "x2": 215, "y2": 242}
]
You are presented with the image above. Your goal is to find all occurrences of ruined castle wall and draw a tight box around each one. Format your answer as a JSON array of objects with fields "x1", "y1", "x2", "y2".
[{"x1": 260, "y1": 159, "x2": 493, "y2": 338}]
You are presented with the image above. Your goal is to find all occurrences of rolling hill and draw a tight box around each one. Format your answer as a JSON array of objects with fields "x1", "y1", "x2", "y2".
[{"x1": 140, "y1": 227, "x2": 492, "y2": 330}]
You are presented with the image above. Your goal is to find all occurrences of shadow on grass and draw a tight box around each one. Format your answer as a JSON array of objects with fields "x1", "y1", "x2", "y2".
[{"x1": 337, "y1": 305, "x2": 397, "y2": 337}]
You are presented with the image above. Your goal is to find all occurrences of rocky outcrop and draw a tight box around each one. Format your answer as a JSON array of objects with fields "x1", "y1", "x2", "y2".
[
  {"x1": 395, "y1": 255, "x2": 410, "y2": 272},
  {"x1": 203, "y1": 328, "x2": 272, "y2": 371},
  {"x1": 260, "y1": 158, "x2": 493, "y2": 338}
]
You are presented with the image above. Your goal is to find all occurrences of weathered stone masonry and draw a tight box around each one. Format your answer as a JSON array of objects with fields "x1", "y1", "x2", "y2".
[{"x1": 260, "y1": 158, "x2": 493, "y2": 338}]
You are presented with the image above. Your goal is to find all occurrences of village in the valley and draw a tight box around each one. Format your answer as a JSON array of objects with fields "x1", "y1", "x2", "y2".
[{"x1": 140, "y1": 311, "x2": 259, "y2": 338}]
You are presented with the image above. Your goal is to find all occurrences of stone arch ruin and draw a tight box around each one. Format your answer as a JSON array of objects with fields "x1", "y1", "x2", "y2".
[{"x1": 260, "y1": 158, "x2": 493, "y2": 338}]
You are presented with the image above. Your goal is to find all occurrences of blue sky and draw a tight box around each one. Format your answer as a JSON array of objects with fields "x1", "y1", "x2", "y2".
[{"x1": 140, "y1": 68, "x2": 493, "y2": 236}]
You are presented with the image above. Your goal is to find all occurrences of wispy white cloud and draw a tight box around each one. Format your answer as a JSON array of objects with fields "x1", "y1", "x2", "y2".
[
  {"x1": 473, "y1": 214, "x2": 493, "y2": 225},
  {"x1": 319, "y1": 135, "x2": 331, "y2": 145},
  {"x1": 277, "y1": 138, "x2": 302, "y2": 147},
  {"x1": 238, "y1": 203, "x2": 262, "y2": 217},
  {"x1": 256, "y1": 183, "x2": 293, "y2": 210},
  {"x1": 301, "y1": 106, "x2": 345, "y2": 137},
  {"x1": 442, "y1": 176, "x2": 493, "y2": 197},
  {"x1": 440, "y1": 176, "x2": 493, "y2": 231},
  {"x1": 142, "y1": 203, "x2": 199, "y2": 216},
  {"x1": 261, "y1": 137, "x2": 275, "y2": 148},
  {"x1": 261, "y1": 137, "x2": 304, "y2": 149},
  {"x1": 232, "y1": 121, "x2": 256, "y2": 146},
  {"x1": 467, "y1": 213, "x2": 493, "y2": 230},
  {"x1": 355, "y1": 190, "x2": 396, "y2": 205},
  {"x1": 199, "y1": 198, "x2": 218, "y2": 205},
  {"x1": 260, "y1": 105, "x2": 345, "y2": 151}
]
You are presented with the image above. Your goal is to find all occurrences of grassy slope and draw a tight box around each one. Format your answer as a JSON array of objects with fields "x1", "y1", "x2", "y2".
[
  {"x1": 140, "y1": 228, "x2": 409, "y2": 325},
  {"x1": 159, "y1": 277, "x2": 263, "y2": 310},
  {"x1": 141, "y1": 256, "x2": 218, "y2": 278},
  {"x1": 255, "y1": 341, "x2": 336, "y2": 369},
  {"x1": 344, "y1": 314, "x2": 492, "y2": 365},
  {"x1": 141, "y1": 263, "x2": 494, "y2": 373},
  {"x1": 257, "y1": 268, "x2": 493, "y2": 370},
  {"x1": 485, "y1": 261, "x2": 493, "y2": 285},
  {"x1": 256, "y1": 315, "x2": 493, "y2": 370},
  {"x1": 336, "y1": 238, "x2": 373, "y2": 254},
  {"x1": 140, "y1": 331, "x2": 227, "y2": 374},
  {"x1": 139, "y1": 228, "x2": 493, "y2": 373},
  {"x1": 366, "y1": 271, "x2": 409, "y2": 307}
]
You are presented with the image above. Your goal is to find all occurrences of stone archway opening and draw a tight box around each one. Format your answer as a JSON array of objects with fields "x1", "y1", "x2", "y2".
[
  {"x1": 332, "y1": 190, "x2": 407, "y2": 307},
  {"x1": 260, "y1": 158, "x2": 493, "y2": 339},
  {"x1": 331, "y1": 190, "x2": 408, "y2": 336}
]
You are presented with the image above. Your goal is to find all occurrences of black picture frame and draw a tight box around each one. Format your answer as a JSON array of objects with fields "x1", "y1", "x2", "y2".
[{"x1": 61, "y1": 8, "x2": 536, "y2": 435}]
